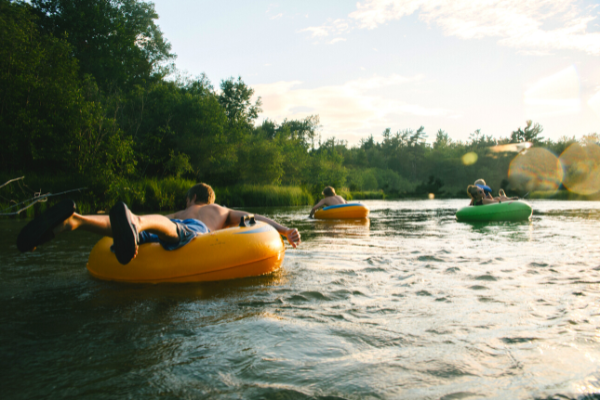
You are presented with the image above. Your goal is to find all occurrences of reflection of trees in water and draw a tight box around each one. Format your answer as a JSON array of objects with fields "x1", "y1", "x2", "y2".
[
  {"x1": 371, "y1": 208, "x2": 458, "y2": 237},
  {"x1": 540, "y1": 209, "x2": 600, "y2": 221},
  {"x1": 312, "y1": 218, "x2": 370, "y2": 239}
]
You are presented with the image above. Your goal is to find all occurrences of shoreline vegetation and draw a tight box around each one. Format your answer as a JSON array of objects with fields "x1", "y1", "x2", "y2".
[
  {"x1": 0, "y1": 175, "x2": 387, "y2": 218},
  {"x1": 2, "y1": 175, "x2": 598, "y2": 220},
  {"x1": 1, "y1": 1, "x2": 598, "y2": 219}
]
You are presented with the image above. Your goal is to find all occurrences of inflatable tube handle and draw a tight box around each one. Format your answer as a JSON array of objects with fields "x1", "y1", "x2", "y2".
[{"x1": 239, "y1": 214, "x2": 256, "y2": 227}]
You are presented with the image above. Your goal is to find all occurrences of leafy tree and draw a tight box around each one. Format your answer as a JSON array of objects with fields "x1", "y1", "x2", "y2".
[
  {"x1": 360, "y1": 134, "x2": 375, "y2": 150},
  {"x1": 238, "y1": 136, "x2": 283, "y2": 185},
  {"x1": 433, "y1": 129, "x2": 451, "y2": 149},
  {"x1": 510, "y1": 120, "x2": 544, "y2": 144},
  {"x1": 0, "y1": 0, "x2": 135, "y2": 180},
  {"x1": 30, "y1": 0, "x2": 174, "y2": 92},
  {"x1": 218, "y1": 77, "x2": 262, "y2": 126},
  {"x1": 415, "y1": 175, "x2": 445, "y2": 196},
  {"x1": 256, "y1": 119, "x2": 277, "y2": 139},
  {"x1": 277, "y1": 115, "x2": 319, "y2": 148},
  {"x1": 164, "y1": 150, "x2": 193, "y2": 178}
]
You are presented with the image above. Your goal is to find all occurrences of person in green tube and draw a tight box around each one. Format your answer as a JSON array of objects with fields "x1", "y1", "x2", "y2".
[{"x1": 468, "y1": 179, "x2": 518, "y2": 206}]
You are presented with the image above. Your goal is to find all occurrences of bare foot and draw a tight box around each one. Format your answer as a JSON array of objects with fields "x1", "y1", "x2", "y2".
[{"x1": 52, "y1": 214, "x2": 77, "y2": 235}]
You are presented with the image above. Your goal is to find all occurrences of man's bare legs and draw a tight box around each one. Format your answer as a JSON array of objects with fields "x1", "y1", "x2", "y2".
[
  {"x1": 53, "y1": 212, "x2": 179, "y2": 242},
  {"x1": 17, "y1": 198, "x2": 182, "y2": 259}
]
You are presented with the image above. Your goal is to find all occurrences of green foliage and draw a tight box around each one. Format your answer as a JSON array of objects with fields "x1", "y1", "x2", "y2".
[
  {"x1": 30, "y1": 0, "x2": 174, "y2": 91},
  {"x1": 218, "y1": 76, "x2": 262, "y2": 126},
  {"x1": 238, "y1": 136, "x2": 284, "y2": 185},
  {"x1": 164, "y1": 151, "x2": 193, "y2": 178},
  {"x1": 306, "y1": 138, "x2": 347, "y2": 195},
  {"x1": 510, "y1": 120, "x2": 544, "y2": 144},
  {"x1": 350, "y1": 191, "x2": 385, "y2": 200},
  {"x1": 104, "y1": 177, "x2": 193, "y2": 211},
  {"x1": 215, "y1": 185, "x2": 313, "y2": 207},
  {"x1": 0, "y1": 0, "x2": 135, "y2": 194}
]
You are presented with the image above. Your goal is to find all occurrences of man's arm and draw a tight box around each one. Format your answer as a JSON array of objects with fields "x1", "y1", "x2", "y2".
[
  {"x1": 482, "y1": 198, "x2": 500, "y2": 205},
  {"x1": 228, "y1": 209, "x2": 301, "y2": 248},
  {"x1": 309, "y1": 199, "x2": 327, "y2": 218}
]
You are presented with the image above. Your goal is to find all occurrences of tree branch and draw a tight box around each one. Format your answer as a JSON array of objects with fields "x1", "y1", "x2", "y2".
[
  {"x1": 0, "y1": 176, "x2": 25, "y2": 190},
  {"x1": 0, "y1": 187, "x2": 87, "y2": 216}
]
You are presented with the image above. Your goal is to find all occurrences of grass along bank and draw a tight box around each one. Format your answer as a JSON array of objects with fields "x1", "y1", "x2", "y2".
[{"x1": 1, "y1": 176, "x2": 317, "y2": 218}]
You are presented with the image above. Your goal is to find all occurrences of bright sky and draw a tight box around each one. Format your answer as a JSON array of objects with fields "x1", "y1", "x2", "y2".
[{"x1": 152, "y1": 0, "x2": 600, "y2": 146}]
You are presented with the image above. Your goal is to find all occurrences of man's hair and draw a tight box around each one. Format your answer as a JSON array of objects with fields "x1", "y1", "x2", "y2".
[
  {"x1": 322, "y1": 186, "x2": 336, "y2": 197},
  {"x1": 467, "y1": 185, "x2": 479, "y2": 199},
  {"x1": 474, "y1": 179, "x2": 486, "y2": 186},
  {"x1": 187, "y1": 183, "x2": 215, "y2": 204}
]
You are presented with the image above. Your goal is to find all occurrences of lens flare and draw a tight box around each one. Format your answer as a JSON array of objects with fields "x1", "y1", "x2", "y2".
[
  {"x1": 489, "y1": 142, "x2": 532, "y2": 153},
  {"x1": 462, "y1": 152, "x2": 478, "y2": 165},
  {"x1": 559, "y1": 142, "x2": 600, "y2": 195},
  {"x1": 508, "y1": 148, "x2": 563, "y2": 194}
]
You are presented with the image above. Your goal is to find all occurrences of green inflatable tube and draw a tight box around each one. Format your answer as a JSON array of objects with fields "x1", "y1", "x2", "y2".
[{"x1": 456, "y1": 200, "x2": 532, "y2": 222}]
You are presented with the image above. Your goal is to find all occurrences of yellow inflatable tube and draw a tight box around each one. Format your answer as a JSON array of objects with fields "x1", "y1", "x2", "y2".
[
  {"x1": 314, "y1": 203, "x2": 370, "y2": 219},
  {"x1": 86, "y1": 221, "x2": 285, "y2": 283}
]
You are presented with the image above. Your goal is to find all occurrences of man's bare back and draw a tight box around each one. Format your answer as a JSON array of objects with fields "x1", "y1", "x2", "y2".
[
  {"x1": 168, "y1": 204, "x2": 236, "y2": 232},
  {"x1": 168, "y1": 199, "x2": 300, "y2": 248},
  {"x1": 309, "y1": 194, "x2": 347, "y2": 218},
  {"x1": 322, "y1": 195, "x2": 346, "y2": 207}
]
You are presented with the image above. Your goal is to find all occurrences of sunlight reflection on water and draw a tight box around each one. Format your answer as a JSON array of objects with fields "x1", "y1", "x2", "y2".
[{"x1": 2, "y1": 199, "x2": 600, "y2": 399}]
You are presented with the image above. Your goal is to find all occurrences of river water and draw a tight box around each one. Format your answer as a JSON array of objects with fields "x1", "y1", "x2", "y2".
[{"x1": 2, "y1": 199, "x2": 600, "y2": 399}]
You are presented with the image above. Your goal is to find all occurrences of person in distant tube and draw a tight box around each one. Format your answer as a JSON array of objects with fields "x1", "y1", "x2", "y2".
[
  {"x1": 467, "y1": 185, "x2": 500, "y2": 206},
  {"x1": 468, "y1": 179, "x2": 517, "y2": 206},
  {"x1": 309, "y1": 186, "x2": 347, "y2": 218}
]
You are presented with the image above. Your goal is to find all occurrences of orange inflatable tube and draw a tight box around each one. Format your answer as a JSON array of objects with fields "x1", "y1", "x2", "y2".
[
  {"x1": 314, "y1": 203, "x2": 370, "y2": 219},
  {"x1": 86, "y1": 221, "x2": 285, "y2": 283}
]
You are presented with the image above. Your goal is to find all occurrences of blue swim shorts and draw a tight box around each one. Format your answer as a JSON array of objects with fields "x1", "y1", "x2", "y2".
[{"x1": 138, "y1": 219, "x2": 210, "y2": 251}]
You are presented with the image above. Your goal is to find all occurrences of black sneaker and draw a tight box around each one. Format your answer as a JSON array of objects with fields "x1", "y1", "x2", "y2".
[
  {"x1": 109, "y1": 202, "x2": 138, "y2": 265},
  {"x1": 16, "y1": 199, "x2": 76, "y2": 252}
]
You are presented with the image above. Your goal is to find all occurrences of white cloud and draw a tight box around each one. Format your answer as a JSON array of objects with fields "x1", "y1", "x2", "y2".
[
  {"x1": 517, "y1": 50, "x2": 554, "y2": 56},
  {"x1": 589, "y1": 91, "x2": 600, "y2": 119},
  {"x1": 270, "y1": 13, "x2": 283, "y2": 20},
  {"x1": 252, "y1": 75, "x2": 449, "y2": 143},
  {"x1": 300, "y1": 26, "x2": 330, "y2": 37},
  {"x1": 349, "y1": 0, "x2": 422, "y2": 29},
  {"x1": 524, "y1": 65, "x2": 581, "y2": 118},
  {"x1": 303, "y1": 0, "x2": 600, "y2": 55},
  {"x1": 300, "y1": 18, "x2": 351, "y2": 38},
  {"x1": 329, "y1": 38, "x2": 346, "y2": 44}
]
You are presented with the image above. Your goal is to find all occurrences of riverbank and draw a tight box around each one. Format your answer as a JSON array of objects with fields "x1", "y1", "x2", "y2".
[
  {"x1": 1, "y1": 174, "x2": 400, "y2": 218},
  {"x1": 3, "y1": 174, "x2": 596, "y2": 219}
]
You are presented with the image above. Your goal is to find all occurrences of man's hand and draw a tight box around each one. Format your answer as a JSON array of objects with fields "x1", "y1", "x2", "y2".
[{"x1": 283, "y1": 228, "x2": 301, "y2": 248}]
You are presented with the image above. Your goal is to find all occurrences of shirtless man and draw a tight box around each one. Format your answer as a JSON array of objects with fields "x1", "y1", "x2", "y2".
[
  {"x1": 17, "y1": 183, "x2": 301, "y2": 265},
  {"x1": 309, "y1": 186, "x2": 346, "y2": 218}
]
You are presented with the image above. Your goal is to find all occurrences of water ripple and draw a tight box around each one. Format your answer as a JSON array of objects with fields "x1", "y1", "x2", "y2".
[{"x1": 3, "y1": 200, "x2": 600, "y2": 399}]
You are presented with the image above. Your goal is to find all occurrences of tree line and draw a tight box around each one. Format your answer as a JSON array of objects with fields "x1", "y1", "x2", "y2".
[{"x1": 1, "y1": 0, "x2": 596, "y2": 210}]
